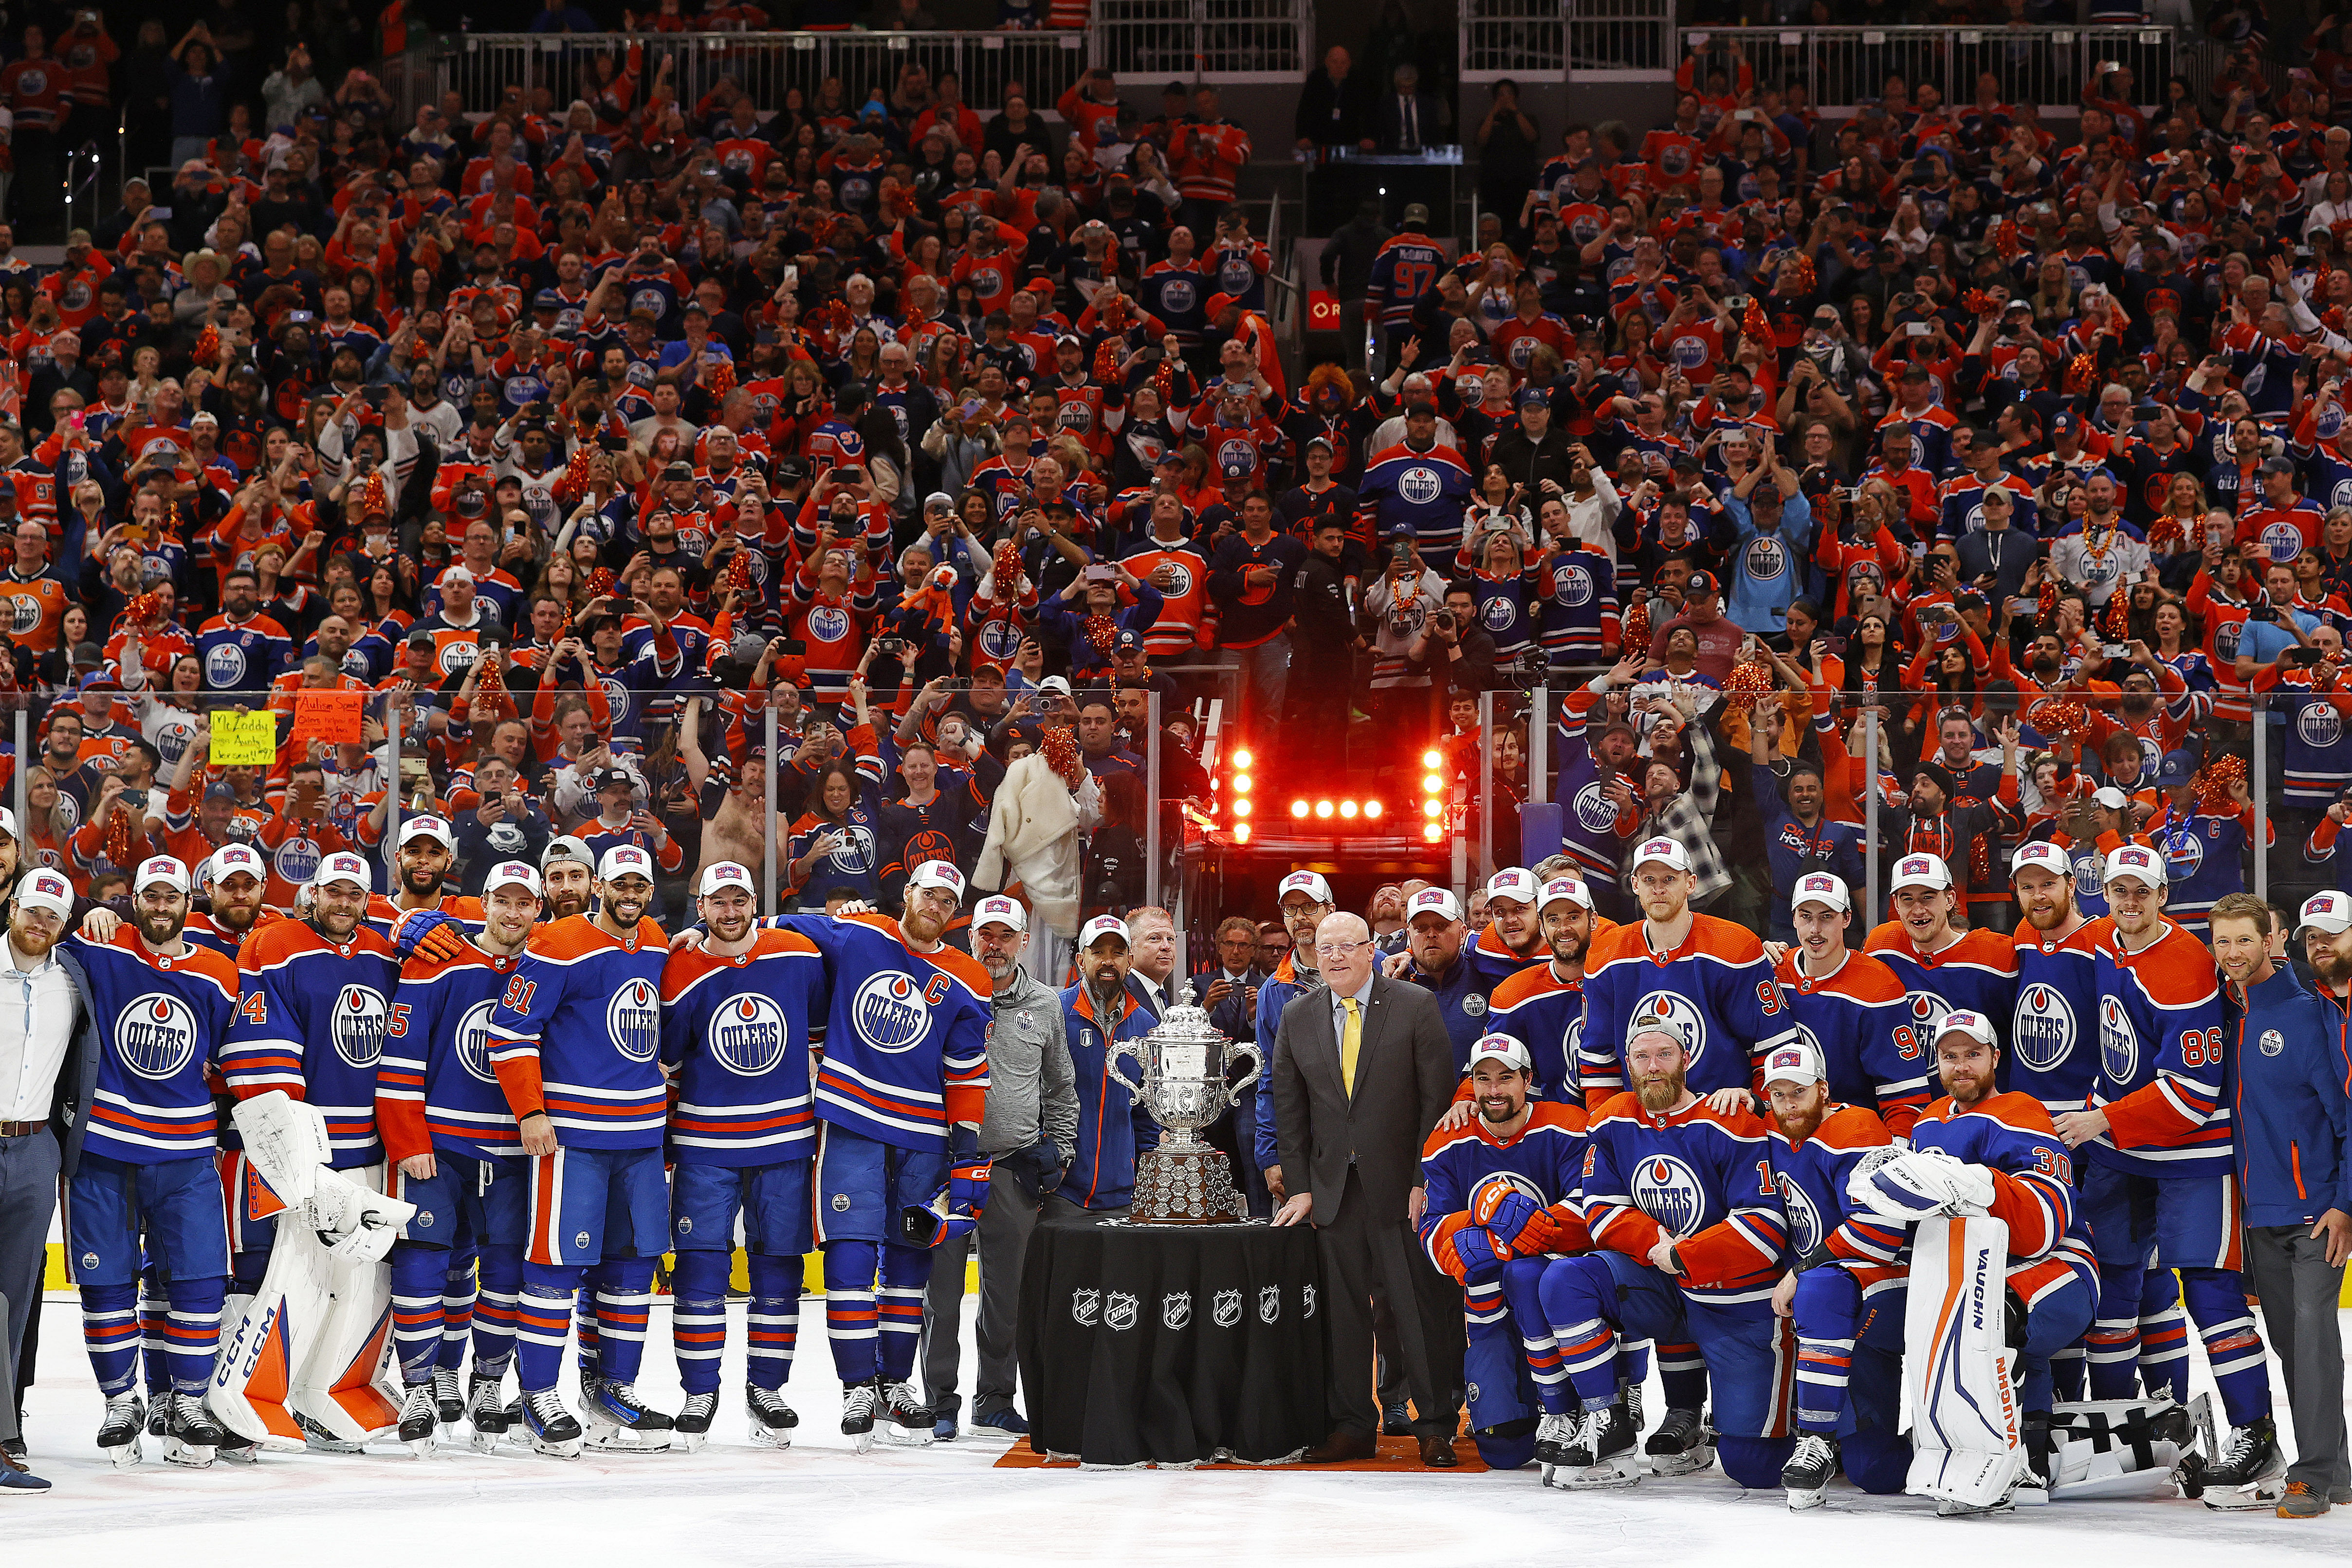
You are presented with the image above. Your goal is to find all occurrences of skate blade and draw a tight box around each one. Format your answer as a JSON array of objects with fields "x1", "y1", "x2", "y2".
[
  {"x1": 404, "y1": 1437, "x2": 439, "y2": 1460},
  {"x1": 851, "y1": 1428, "x2": 876, "y2": 1453},
  {"x1": 103, "y1": 1440, "x2": 144, "y2": 1471},
  {"x1": 2204, "y1": 1483, "x2": 2285, "y2": 1512},
  {"x1": 530, "y1": 1438, "x2": 584, "y2": 1460},
  {"x1": 162, "y1": 1440, "x2": 217, "y2": 1469},
  {"x1": 582, "y1": 1424, "x2": 672, "y2": 1455},
  {"x1": 673, "y1": 1431, "x2": 708, "y2": 1455},
  {"x1": 1934, "y1": 1497, "x2": 2015, "y2": 1517},
  {"x1": 1645, "y1": 1447, "x2": 1715, "y2": 1477},
  {"x1": 1785, "y1": 1486, "x2": 1827, "y2": 1511},
  {"x1": 467, "y1": 1428, "x2": 507, "y2": 1455},
  {"x1": 750, "y1": 1423, "x2": 794, "y2": 1450},
  {"x1": 883, "y1": 1424, "x2": 935, "y2": 1447},
  {"x1": 218, "y1": 1443, "x2": 260, "y2": 1465},
  {"x1": 1544, "y1": 1458, "x2": 1642, "y2": 1491}
]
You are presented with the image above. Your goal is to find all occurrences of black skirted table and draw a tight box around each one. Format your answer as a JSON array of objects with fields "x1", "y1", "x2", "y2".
[{"x1": 1016, "y1": 1220, "x2": 1326, "y2": 1467}]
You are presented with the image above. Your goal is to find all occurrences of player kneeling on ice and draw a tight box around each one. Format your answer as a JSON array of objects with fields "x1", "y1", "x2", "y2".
[
  {"x1": 1755, "y1": 1039, "x2": 1912, "y2": 1509},
  {"x1": 1416, "y1": 1035, "x2": 1624, "y2": 1477},
  {"x1": 1535, "y1": 1021, "x2": 1795, "y2": 1490},
  {"x1": 659, "y1": 863, "x2": 827, "y2": 1451},
  {"x1": 1849, "y1": 1010, "x2": 2099, "y2": 1516}
]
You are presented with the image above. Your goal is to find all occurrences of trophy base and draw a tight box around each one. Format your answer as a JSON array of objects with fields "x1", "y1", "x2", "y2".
[{"x1": 1127, "y1": 1145, "x2": 1248, "y2": 1225}]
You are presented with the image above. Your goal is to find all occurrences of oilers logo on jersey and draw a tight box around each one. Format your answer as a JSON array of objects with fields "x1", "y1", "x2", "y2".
[
  {"x1": 1633, "y1": 992, "x2": 1708, "y2": 1068},
  {"x1": 608, "y1": 979, "x2": 662, "y2": 1062},
  {"x1": 2099, "y1": 994, "x2": 2137, "y2": 1083},
  {"x1": 853, "y1": 973, "x2": 935, "y2": 1053},
  {"x1": 978, "y1": 620, "x2": 1023, "y2": 662},
  {"x1": 1775, "y1": 1171, "x2": 1824, "y2": 1255},
  {"x1": 331, "y1": 985, "x2": 389, "y2": 1070},
  {"x1": 2013, "y1": 983, "x2": 2078, "y2": 1073},
  {"x1": 1744, "y1": 535, "x2": 1787, "y2": 584},
  {"x1": 1631, "y1": 1152, "x2": 1709, "y2": 1235},
  {"x1": 1551, "y1": 558, "x2": 1595, "y2": 607},
  {"x1": 274, "y1": 837, "x2": 322, "y2": 888},
  {"x1": 1572, "y1": 781, "x2": 1619, "y2": 834},
  {"x1": 1398, "y1": 466, "x2": 1443, "y2": 506},
  {"x1": 115, "y1": 994, "x2": 200, "y2": 1081},
  {"x1": 2299, "y1": 704, "x2": 2343, "y2": 749},
  {"x1": 710, "y1": 994, "x2": 790, "y2": 1076},
  {"x1": 455, "y1": 999, "x2": 499, "y2": 1084},
  {"x1": 1905, "y1": 988, "x2": 1954, "y2": 1038}
]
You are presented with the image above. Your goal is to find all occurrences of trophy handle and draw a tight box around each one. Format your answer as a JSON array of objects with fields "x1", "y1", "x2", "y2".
[
  {"x1": 1107, "y1": 1036, "x2": 1144, "y2": 1100},
  {"x1": 1226, "y1": 1040, "x2": 1263, "y2": 1097}
]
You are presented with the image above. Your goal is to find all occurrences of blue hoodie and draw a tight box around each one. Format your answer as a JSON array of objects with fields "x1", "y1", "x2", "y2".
[{"x1": 2230, "y1": 964, "x2": 2352, "y2": 1228}]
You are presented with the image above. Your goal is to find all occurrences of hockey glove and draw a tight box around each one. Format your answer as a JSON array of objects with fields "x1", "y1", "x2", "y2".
[
  {"x1": 1847, "y1": 1148, "x2": 1994, "y2": 1221},
  {"x1": 1471, "y1": 1186, "x2": 1544, "y2": 1252},
  {"x1": 1448, "y1": 1223, "x2": 1503, "y2": 1280},
  {"x1": 393, "y1": 907, "x2": 470, "y2": 963}
]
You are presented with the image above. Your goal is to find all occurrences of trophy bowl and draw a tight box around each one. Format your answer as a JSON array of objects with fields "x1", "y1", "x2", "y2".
[{"x1": 1108, "y1": 985, "x2": 1261, "y2": 1224}]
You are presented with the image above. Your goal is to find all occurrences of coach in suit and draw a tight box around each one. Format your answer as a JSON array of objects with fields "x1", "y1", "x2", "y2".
[{"x1": 1270, "y1": 911, "x2": 1459, "y2": 1466}]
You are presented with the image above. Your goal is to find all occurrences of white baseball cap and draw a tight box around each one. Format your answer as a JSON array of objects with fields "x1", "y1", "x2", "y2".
[
  {"x1": 1791, "y1": 871, "x2": 1849, "y2": 913},
  {"x1": 598, "y1": 844, "x2": 654, "y2": 882},
  {"x1": 484, "y1": 860, "x2": 543, "y2": 897},
  {"x1": 1278, "y1": 869, "x2": 1333, "y2": 905},
  {"x1": 906, "y1": 860, "x2": 967, "y2": 900},
  {"x1": 1537, "y1": 876, "x2": 1592, "y2": 912},
  {"x1": 1890, "y1": 854, "x2": 1953, "y2": 893},
  {"x1": 1759, "y1": 1038, "x2": 1826, "y2": 1087},
  {"x1": 0, "y1": 805, "x2": 18, "y2": 841},
  {"x1": 1466, "y1": 1034, "x2": 1533, "y2": 1072},
  {"x1": 1405, "y1": 886, "x2": 1461, "y2": 922},
  {"x1": 2090, "y1": 785, "x2": 2131, "y2": 812},
  {"x1": 399, "y1": 814, "x2": 456, "y2": 849},
  {"x1": 206, "y1": 844, "x2": 264, "y2": 883},
  {"x1": 15, "y1": 867, "x2": 72, "y2": 917},
  {"x1": 1631, "y1": 836, "x2": 1690, "y2": 873},
  {"x1": 133, "y1": 856, "x2": 188, "y2": 894},
  {"x1": 313, "y1": 851, "x2": 370, "y2": 891},
  {"x1": 2103, "y1": 843, "x2": 2166, "y2": 888},
  {"x1": 974, "y1": 894, "x2": 1029, "y2": 932},
  {"x1": 1485, "y1": 867, "x2": 1538, "y2": 906},
  {"x1": 1079, "y1": 915, "x2": 1131, "y2": 949},
  {"x1": 697, "y1": 861, "x2": 754, "y2": 897},
  {"x1": 2303, "y1": 890, "x2": 2352, "y2": 935},
  {"x1": 1036, "y1": 675, "x2": 1073, "y2": 698},
  {"x1": 1936, "y1": 1009, "x2": 1999, "y2": 1049},
  {"x1": 2010, "y1": 841, "x2": 2070, "y2": 877}
]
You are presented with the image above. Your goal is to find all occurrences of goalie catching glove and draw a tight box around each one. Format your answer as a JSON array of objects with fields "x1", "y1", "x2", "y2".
[{"x1": 1847, "y1": 1145, "x2": 1997, "y2": 1221}]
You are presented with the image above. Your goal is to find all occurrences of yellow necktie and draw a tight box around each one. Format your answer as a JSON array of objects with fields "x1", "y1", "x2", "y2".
[{"x1": 1341, "y1": 996, "x2": 1362, "y2": 1097}]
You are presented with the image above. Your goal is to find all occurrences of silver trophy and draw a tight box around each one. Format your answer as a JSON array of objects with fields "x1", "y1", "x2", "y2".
[{"x1": 1108, "y1": 985, "x2": 1262, "y2": 1223}]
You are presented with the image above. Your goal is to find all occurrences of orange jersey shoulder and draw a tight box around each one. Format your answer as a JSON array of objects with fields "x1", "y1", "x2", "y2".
[
  {"x1": 1812, "y1": 1102, "x2": 1895, "y2": 1151},
  {"x1": 1528, "y1": 1099, "x2": 1589, "y2": 1137},
  {"x1": 241, "y1": 916, "x2": 392, "y2": 972},
  {"x1": 1489, "y1": 962, "x2": 1573, "y2": 1009},
  {"x1": 523, "y1": 912, "x2": 641, "y2": 962},
  {"x1": 662, "y1": 926, "x2": 821, "y2": 1002},
  {"x1": 1689, "y1": 911, "x2": 1766, "y2": 963}
]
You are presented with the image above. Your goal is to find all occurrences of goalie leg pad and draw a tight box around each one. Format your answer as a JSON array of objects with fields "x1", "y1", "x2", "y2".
[
  {"x1": 1903, "y1": 1215, "x2": 2024, "y2": 1511},
  {"x1": 2046, "y1": 1398, "x2": 2201, "y2": 1498},
  {"x1": 228, "y1": 1093, "x2": 334, "y2": 1206}
]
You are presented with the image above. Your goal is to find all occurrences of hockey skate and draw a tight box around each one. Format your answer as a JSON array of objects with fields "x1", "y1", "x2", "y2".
[
  {"x1": 144, "y1": 1399, "x2": 168, "y2": 1438},
  {"x1": 162, "y1": 1393, "x2": 224, "y2": 1469},
  {"x1": 296, "y1": 1413, "x2": 366, "y2": 1454},
  {"x1": 1532, "y1": 1411, "x2": 1574, "y2": 1467},
  {"x1": 432, "y1": 1366, "x2": 463, "y2": 1428},
  {"x1": 841, "y1": 1381, "x2": 880, "y2": 1453},
  {"x1": 465, "y1": 1376, "x2": 510, "y2": 1455},
  {"x1": 747, "y1": 1385, "x2": 798, "y2": 1450},
  {"x1": 1781, "y1": 1432, "x2": 1838, "y2": 1511},
  {"x1": 880, "y1": 1380, "x2": 934, "y2": 1446},
  {"x1": 674, "y1": 1393, "x2": 717, "y2": 1455},
  {"x1": 521, "y1": 1386, "x2": 583, "y2": 1460},
  {"x1": 1543, "y1": 1401, "x2": 1641, "y2": 1490},
  {"x1": 397, "y1": 1383, "x2": 440, "y2": 1459},
  {"x1": 1644, "y1": 1405, "x2": 1715, "y2": 1476},
  {"x1": 2197, "y1": 1417, "x2": 2285, "y2": 1512},
  {"x1": 97, "y1": 1392, "x2": 145, "y2": 1469},
  {"x1": 582, "y1": 1381, "x2": 674, "y2": 1454}
]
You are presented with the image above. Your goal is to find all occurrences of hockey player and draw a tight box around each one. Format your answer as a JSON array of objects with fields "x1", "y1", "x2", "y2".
[
  {"x1": 1757, "y1": 1039, "x2": 1911, "y2": 1509},
  {"x1": 55, "y1": 861, "x2": 241, "y2": 1467},
  {"x1": 373, "y1": 814, "x2": 485, "y2": 945},
  {"x1": 1580, "y1": 836, "x2": 1795, "y2": 1106},
  {"x1": 1486, "y1": 877, "x2": 1606, "y2": 1102},
  {"x1": 375, "y1": 859, "x2": 544, "y2": 1457},
  {"x1": 2008, "y1": 841, "x2": 2109, "y2": 1117},
  {"x1": 660, "y1": 861, "x2": 826, "y2": 1451},
  {"x1": 1542, "y1": 1020, "x2": 1792, "y2": 1487},
  {"x1": 1417, "y1": 1036, "x2": 1593, "y2": 1475},
  {"x1": 2055, "y1": 844, "x2": 2281, "y2": 1504},
  {"x1": 767, "y1": 860, "x2": 992, "y2": 1449},
  {"x1": 1466, "y1": 867, "x2": 1549, "y2": 987},
  {"x1": 1774, "y1": 872, "x2": 1929, "y2": 1137},
  {"x1": 484, "y1": 844, "x2": 675, "y2": 1458},
  {"x1": 1866, "y1": 1009, "x2": 2100, "y2": 1513},
  {"x1": 1865, "y1": 853, "x2": 2019, "y2": 1051},
  {"x1": 184, "y1": 844, "x2": 273, "y2": 963}
]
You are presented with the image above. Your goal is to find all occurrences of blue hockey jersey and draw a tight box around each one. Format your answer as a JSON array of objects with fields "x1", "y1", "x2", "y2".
[
  {"x1": 1485, "y1": 961, "x2": 1592, "y2": 1103},
  {"x1": 1580, "y1": 915, "x2": 1795, "y2": 1105},
  {"x1": 2009, "y1": 917, "x2": 2110, "y2": 1114},
  {"x1": 1419, "y1": 1101, "x2": 1590, "y2": 1281},
  {"x1": 222, "y1": 920, "x2": 401, "y2": 1167},
  {"x1": 2089, "y1": 918, "x2": 2230, "y2": 1179},
  {"x1": 1764, "y1": 1103, "x2": 1904, "y2": 1285},
  {"x1": 661, "y1": 929, "x2": 826, "y2": 1167},
  {"x1": 1911, "y1": 1092, "x2": 2094, "y2": 1279},
  {"x1": 1774, "y1": 949, "x2": 1929, "y2": 1138},
  {"x1": 1861, "y1": 924, "x2": 2018, "y2": 1063},
  {"x1": 485, "y1": 915, "x2": 669, "y2": 1152},
  {"x1": 1356, "y1": 442, "x2": 1477, "y2": 572},
  {"x1": 1582, "y1": 1093, "x2": 1785, "y2": 1313},
  {"x1": 376, "y1": 944, "x2": 526, "y2": 1164},
  {"x1": 70, "y1": 927, "x2": 239, "y2": 1164}
]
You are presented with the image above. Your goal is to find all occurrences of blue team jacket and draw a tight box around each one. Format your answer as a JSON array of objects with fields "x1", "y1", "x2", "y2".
[
  {"x1": 1061, "y1": 982, "x2": 1162, "y2": 1210},
  {"x1": 2231, "y1": 965, "x2": 2352, "y2": 1227}
]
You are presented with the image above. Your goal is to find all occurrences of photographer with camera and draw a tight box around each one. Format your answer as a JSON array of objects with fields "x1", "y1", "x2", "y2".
[{"x1": 1406, "y1": 582, "x2": 1500, "y2": 699}]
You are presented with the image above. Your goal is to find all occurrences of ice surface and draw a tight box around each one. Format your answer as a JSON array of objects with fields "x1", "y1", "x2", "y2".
[{"x1": 10, "y1": 1296, "x2": 2350, "y2": 1568}]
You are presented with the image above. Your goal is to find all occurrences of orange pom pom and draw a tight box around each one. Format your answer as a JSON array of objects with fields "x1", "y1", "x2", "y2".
[
  {"x1": 2195, "y1": 753, "x2": 2247, "y2": 812},
  {"x1": 2033, "y1": 698, "x2": 2095, "y2": 742},
  {"x1": 2104, "y1": 588, "x2": 2132, "y2": 638},
  {"x1": 1040, "y1": 722, "x2": 1085, "y2": 791},
  {"x1": 1621, "y1": 596, "x2": 1652, "y2": 653},
  {"x1": 704, "y1": 356, "x2": 735, "y2": 397},
  {"x1": 1742, "y1": 296, "x2": 1772, "y2": 345},
  {"x1": 2146, "y1": 515, "x2": 2185, "y2": 553},
  {"x1": 1993, "y1": 220, "x2": 2022, "y2": 261},
  {"x1": 1779, "y1": 253, "x2": 1817, "y2": 295},
  {"x1": 2064, "y1": 353, "x2": 2099, "y2": 395}
]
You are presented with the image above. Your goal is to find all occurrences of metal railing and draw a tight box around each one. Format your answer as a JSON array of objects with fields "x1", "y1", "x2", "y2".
[
  {"x1": 437, "y1": 31, "x2": 1090, "y2": 121},
  {"x1": 1678, "y1": 23, "x2": 2207, "y2": 113},
  {"x1": 1461, "y1": 0, "x2": 1672, "y2": 82},
  {"x1": 1089, "y1": 0, "x2": 1309, "y2": 83}
]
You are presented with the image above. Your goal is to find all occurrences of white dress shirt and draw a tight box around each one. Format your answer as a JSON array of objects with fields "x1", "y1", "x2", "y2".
[{"x1": 0, "y1": 936, "x2": 74, "y2": 1124}]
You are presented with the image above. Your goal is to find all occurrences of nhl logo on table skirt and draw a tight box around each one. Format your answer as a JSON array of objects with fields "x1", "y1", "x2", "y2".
[
  {"x1": 1303, "y1": 1283, "x2": 1317, "y2": 1318},
  {"x1": 1213, "y1": 1289, "x2": 1242, "y2": 1328},
  {"x1": 1071, "y1": 1288, "x2": 1101, "y2": 1327},
  {"x1": 1161, "y1": 1291, "x2": 1191, "y2": 1330},
  {"x1": 1104, "y1": 1292, "x2": 1138, "y2": 1332},
  {"x1": 2260, "y1": 1029, "x2": 2284, "y2": 1057},
  {"x1": 1258, "y1": 1284, "x2": 1281, "y2": 1324}
]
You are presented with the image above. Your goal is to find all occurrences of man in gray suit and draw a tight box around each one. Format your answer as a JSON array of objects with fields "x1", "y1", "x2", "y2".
[
  {"x1": 0, "y1": 869, "x2": 101, "y2": 1490},
  {"x1": 1270, "y1": 911, "x2": 1460, "y2": 1466}
]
